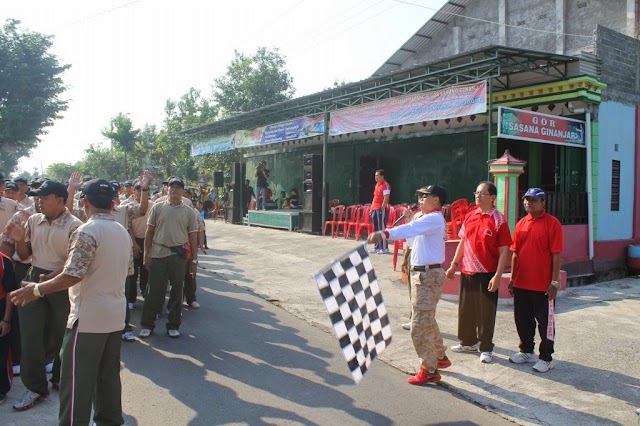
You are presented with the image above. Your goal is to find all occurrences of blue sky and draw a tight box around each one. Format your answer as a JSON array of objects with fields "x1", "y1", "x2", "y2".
[{"x1": 1, "y1": 0, "x2": 446, "y2": 174}]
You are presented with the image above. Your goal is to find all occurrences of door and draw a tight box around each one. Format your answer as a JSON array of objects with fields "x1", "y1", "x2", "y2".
[{"x1": 358, "y1": 155, "x2": 377, "y2": 204}]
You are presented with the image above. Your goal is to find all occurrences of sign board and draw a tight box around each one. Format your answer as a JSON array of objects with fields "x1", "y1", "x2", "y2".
[{"x1": 498, "y1": 107, "x2": 585, "y2": 147}]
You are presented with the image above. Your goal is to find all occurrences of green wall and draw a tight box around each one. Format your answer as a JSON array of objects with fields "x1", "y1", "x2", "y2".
[{"x1": 245, "y1": 130, "x2": 488, "y2": 206}]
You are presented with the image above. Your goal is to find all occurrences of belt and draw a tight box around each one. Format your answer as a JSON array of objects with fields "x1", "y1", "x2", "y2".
[{"x1": 412, "y1": 264, "x2": 442, "y2": 271}]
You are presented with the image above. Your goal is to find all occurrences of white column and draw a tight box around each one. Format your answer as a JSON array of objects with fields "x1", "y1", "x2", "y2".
[{"x1": 498, "y1": 0, "x2": 507, "y2": 45}]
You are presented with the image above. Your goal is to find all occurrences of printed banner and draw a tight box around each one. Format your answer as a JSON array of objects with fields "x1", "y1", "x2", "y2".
[
  {"x1": 498, "y1": 107, "x2": 585, "y2": 146},
  {"x1": 547, "y1": 300, "x2": 555, "y2": 341},
  {"x1": 234, "y1": 115, "x2": 325, "y2": 148},
  {"x1": 314, "y1": 244, "x2": 392, "y2": 383},
  {"x1": 329, "y1": 80, "x2": 487, "y2": 136},
  {"x1": 190, "y1": 134, "x2": 234, "y2": 156}
]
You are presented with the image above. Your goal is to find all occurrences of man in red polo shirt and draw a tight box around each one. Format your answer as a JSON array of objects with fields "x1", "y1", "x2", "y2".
[
  {"x1": 370, "y1": 169, "x2": 391, "y2": 254},
  {"x1": 508, "y1": 187, "x2": 563, "y2": 373},
  {"x1": 446, "y1": 181, "x2": 512, "y2": 363}
]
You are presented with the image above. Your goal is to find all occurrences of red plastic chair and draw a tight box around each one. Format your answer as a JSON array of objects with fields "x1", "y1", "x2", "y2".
[
  {"x1": 323, "y1": 205, "x2": 345, "y2": 237},
  {"x1": 448, "y1": 199, "x2": 469, "y2": 239},
  {"x1": 385, "y1": 207, "x2": 397, "y2": 228},
  {"x1": 392, "y1": 238, "x2": 407, "y2": 271},
  {"x1": 338, "y1": 205, "x2": 358, "y2": 238},
  {"x1": 354, "y1": 206, "x2": 374, "y2": 240},
  {"x1": 345, "y1": 205, "x2": 363, "y2": 239}
]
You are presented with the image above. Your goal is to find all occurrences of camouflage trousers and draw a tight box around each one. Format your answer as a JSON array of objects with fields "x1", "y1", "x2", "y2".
[{"x1": 410, "y1": 268, "x2": 446, "y2": 372}]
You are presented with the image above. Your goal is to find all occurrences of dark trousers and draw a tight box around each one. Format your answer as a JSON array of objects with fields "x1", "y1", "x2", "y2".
[
  {"x1": 0, "y1": 306, "x2": 12, "y2": 394},
  {"x1": 58, "y1": 323, "x2": 123, "y2": 426},
  {"x1": 19, "y1": 266, "x2": 69, "y2": 394},
  {"x1": 123, "y1": 278, "x2": 132, "y2": 333},
  {"x1": 11, "y1": 261, "x2": 31, "y2": 365},
  {"x1": 130, "y1": 237, "x2": 148, "y2": 300},
  {"x1": 141, "y1": 255, "x2": 187, "y2": 331},
  {"x1": 513, "y1": 287, "x2": 555, "y2": 361},
  {"x1": 458, "y1": 273, "x2": 498, "y2": 352},
  {"x1": 371, "y1": 208, "x2": 388, "y2": 251},
  {"x1": 183, "y1": 267, "x2": 197, "y2": 304}
]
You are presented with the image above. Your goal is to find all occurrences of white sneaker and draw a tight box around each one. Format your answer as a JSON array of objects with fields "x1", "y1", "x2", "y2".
[
  {"x1": 167, "y1": 329, "x2": 180, "y2": 338},
  {"x1": 121, "y1": 331, "x2": 135, "y2": 342},
  {"x1": 378, "y1": 248, "x2": 390, "y2": 254},
  {"x1": 139, "y1": 328, "x2": 152, "y2": 338},
  {"x1": 402, "y1": 322, "x2": 411, "y2": 330},
  {"x1": 13, "y1": 365, "x2": 20, "y2": 376},
  {"x1": 190, "y1": 301, "x2": 201, "y2": 309},
  {"x1": 45, "y1": 362, "x2": 53, "y2": 373},
  {"x1": 368, "y1": 248, "x2": 378, "y2": 253},
  {"x1": 509, "y1": 352, "x2": 537, "y2": 364},
  {"x1": 451, "y1": 342, "x2": 480, "y2": 353},
  {"x1": 533, "y1": 359, "x2": 557, "y2": 373},
  {"x1": 480, "y1": 352, "x2": 493, "y2": 363}
]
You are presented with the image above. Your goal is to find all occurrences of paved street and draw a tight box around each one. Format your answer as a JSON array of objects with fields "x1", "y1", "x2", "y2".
[{"x1": 2, "y1": 221, "x2": 510, "y2": 425}]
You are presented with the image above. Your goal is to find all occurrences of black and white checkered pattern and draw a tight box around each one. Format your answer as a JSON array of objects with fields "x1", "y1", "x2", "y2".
[{"x1": 314, "y1": 244, "x2": 392, "y2": 383}]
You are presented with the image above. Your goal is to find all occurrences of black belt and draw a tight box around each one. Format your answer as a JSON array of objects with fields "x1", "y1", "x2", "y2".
[{"x1": 412, "y1": 264, "x2": 442, "y2": 271}]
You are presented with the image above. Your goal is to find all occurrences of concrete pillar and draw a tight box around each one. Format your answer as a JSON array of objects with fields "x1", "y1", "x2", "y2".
[
  {"x1": 453, "y1": 26, "x2": 461, "y2": 54},
  {"x1": 556, "y1": 0, "x2": 566, "y2": 54},
  {"x1": 488, "y1": 150, "x2": 527, "y2": 233},
  {"x1": 498, "y1": 0, "x2": 507, "y2": 45},
  {"x1": 628, "y1": 0, "x2": 639, "y2": 38}
]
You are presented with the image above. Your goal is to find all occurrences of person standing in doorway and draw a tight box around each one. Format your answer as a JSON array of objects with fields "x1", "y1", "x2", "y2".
[
  {"x1": 255, "y1": 162, "x2": 269, "y2": 211},
  {"x1": 370, "y1": 169, "x2": 391, "y2": 254},
  {"x1": 446, "y1": 181, "x2": 512, "y2": 364},
  {"x1": 508, "y1": 188, "x2": 563, "y2": 373}
]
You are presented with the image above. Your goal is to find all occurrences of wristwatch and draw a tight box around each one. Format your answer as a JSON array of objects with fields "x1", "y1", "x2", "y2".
[
  {"x1": 33, "y1": 284, "x2": 43, "y2": 298},
  {"x1": 191, "y1": 260, "x2": 198, "y2": 265},
  {"x1": 550, "y1": 280, "x2": 560, "y2": 289}
]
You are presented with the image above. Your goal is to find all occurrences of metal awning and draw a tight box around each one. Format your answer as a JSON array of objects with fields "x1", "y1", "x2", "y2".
[{"x1": 182, "y1": 45, "x2": 580, "y2": 139}]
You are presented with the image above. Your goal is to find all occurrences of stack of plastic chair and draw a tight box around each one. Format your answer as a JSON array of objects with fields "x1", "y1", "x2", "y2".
[
  {"x1": 345, "y1": 205, "x2": 364, "y2": 239},
  {"x1": 354, "y1": 206, "x2": 373, "y2": 240},
  {"x1": 339, "y1": 205, "x2": 359, "y2": 238},
  {"x1": 322, "y1": 205, "x2": 345, "y2": 237},
  {"x1": 448, "y1": 199, "x2": 469, "y2": 239}
]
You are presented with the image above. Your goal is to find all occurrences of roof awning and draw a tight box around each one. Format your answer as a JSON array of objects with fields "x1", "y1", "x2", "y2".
[{"x1": 182, "y1": 45, "x2": 581, "y2": 139}]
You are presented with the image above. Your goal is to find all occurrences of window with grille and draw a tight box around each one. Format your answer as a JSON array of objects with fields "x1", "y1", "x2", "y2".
[{"x1": 611, "y1": 160, "x2": 620, "y2": 211}]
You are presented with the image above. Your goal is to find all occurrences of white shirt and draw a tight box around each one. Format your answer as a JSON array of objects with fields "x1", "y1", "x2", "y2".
[{"x1": 387, "y1": 211, "x2": 446, "y2": 266}]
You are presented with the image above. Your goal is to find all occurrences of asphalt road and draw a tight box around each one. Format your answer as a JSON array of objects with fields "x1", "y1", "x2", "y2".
[{"x1": 2, "y1": 273, "x2": 511, "y2": 425}]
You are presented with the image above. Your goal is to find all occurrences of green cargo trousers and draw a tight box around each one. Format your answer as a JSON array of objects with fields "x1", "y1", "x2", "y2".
[
  {"x1": 18, "y1": 266, "x2": 69, "y2": 395},
  {"x1": 58, "y1": 322, "x2": 123, "y2": 426},
  {"x1": 141, "y1": 255, "x2": 187, "y2": 331}
]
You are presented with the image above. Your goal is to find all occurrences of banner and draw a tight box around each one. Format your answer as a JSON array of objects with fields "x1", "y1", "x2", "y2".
[
  {"x1": 190, "y1": 134, "x2": 234, "y2": 156},
  {"x1": 498, "y1": 107, "x2": 585, "y2": 146},
  {"x1": 329, "y1": 80, "x2": 487, "y2": 136},
  {"x1": 234, "y1": 115, "x2": 325, "y2": 148}
]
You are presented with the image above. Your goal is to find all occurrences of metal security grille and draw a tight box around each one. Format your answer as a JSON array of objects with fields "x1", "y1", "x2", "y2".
[{"x1": 611, "y1": 160, "x2": 620, "y2": 211}]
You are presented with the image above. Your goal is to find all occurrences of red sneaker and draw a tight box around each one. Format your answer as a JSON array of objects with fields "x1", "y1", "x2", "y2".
[
  {"x1": 437, "y1": 356, "x2": 452, "y2": 369},
  {"x1": 407, "y1": 367, "x2": 441, "y2": 385}
]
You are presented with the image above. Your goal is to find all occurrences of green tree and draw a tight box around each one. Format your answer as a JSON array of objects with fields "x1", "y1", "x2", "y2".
[
  {"x1": 213, "y1": 47, "x2": 295, "y2": 116},
  {"x1": 158, "y1": 88, "x2": 218, "y2": 180},
  {"x1": 77, "y1": 143, "x2": 126, "y2": 180},
  {"x1": 46, "y1": 162, "x2": 77, "y2": 182},
  {"x1": 101, "y1": 113, "x2": 140, "y2": 178},
  {"x1": 0, "y1": 19, "x2": 70, "y2": 172}
]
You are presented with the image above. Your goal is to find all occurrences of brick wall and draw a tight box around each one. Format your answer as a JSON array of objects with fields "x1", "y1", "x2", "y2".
[{"x1": 596, "y1": 25, "x2": 640, "y2": 105}]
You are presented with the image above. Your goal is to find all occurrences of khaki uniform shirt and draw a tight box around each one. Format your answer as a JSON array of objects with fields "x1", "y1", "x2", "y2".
[
  {"x1": 63, "y1": 213, "x2": 134, "y2": 333},
  {"x1": 1, "y1": 210, "x2": 33, "y2": 264},
  {"x1": 154, "y1": 195, "x2": 193, "y2": 208},
  {"x1": 147, "y1": 200, "x2": 197, "y2": 258},
  {"x1": 0, "y1": 197, "x2": 19, "y2": 232},
  {"x1": 130, "y1": 199, "x2": 152, "y2": 239},
  {"x1": 16, "y1": 196, "x2": 34, "y2": 210},
  {"x1": 25, "y1": 209, "x2": 83, "y2": 271}
]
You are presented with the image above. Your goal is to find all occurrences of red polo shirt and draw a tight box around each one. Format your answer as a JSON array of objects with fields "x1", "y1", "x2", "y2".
[
  {"x1": 511, "y1": 211, "x2": 563, "y2": 292},
  {"x1": 459, "y1": 207, "x2": 512, "y2": 274},
  {"x1": 371, "y1": 181, "x2": 391, "y2": 210}
]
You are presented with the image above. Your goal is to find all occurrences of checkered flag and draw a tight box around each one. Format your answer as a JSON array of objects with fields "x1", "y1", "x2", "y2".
[{"x1": 314, "y1": 244, "x2": 392, "y2": 383}]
